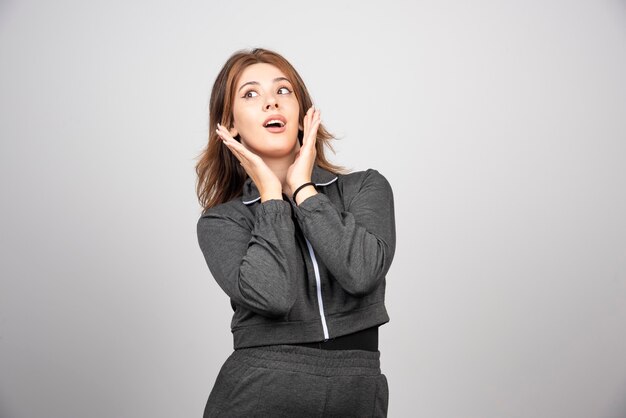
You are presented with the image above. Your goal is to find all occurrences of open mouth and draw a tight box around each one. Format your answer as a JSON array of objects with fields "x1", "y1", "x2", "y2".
[
  {"x1": 264, "y1": 120, "x2": 285, "y2": 128},
  {"x1": 263, "y1": 118, "x2": 287, "y2": 133}
]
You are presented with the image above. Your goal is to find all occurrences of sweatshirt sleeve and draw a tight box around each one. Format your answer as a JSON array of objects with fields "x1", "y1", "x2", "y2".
[
  {"x1": 292, "y1": 169, "x2": 396, "y2": 296},
  {"x1": 196, "y1": 199, "x2": 299, "y2": 318}
]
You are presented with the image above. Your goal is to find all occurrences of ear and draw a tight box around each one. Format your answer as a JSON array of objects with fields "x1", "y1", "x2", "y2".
[{"x1": 228, "y1": 125, "x2": 238, "y2": 138}]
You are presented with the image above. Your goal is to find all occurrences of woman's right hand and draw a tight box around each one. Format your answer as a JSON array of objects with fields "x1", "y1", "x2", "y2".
[{"x1": 215, "y1": 123, "x2": 283, "y2": 202}]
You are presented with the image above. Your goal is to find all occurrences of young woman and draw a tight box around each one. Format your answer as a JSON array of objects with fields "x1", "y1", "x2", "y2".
[{"x1": 195, "y1": 48, "x2": 396, "y2": 417}]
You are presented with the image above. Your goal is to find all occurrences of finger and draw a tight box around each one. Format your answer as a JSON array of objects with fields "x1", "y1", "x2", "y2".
[
  {"x1": 215, "y1": 125, "x2": 237, "y2": 151},
  {"x1": 215, "y1": 123, "x2": 236, "y2": 141},
  {"x1": 306, "y1": 110, "x2": 321, "y2": 151},
  {"x1": 215, "y1": 126, "x2": 248, "y2": 164},
  {"x1": 302, "y1": 105, "x2": 314, "y2": 146},
  {"x1": 221, "y1": 137, "x2": 246, "y2": 165},
  {"x1": 304, "y1": 105, "x2": 314, "y2": 131},
  {"x1": 227, "y1": 138, "x2": 257, "y2": 163},
  {"x1": 227, "y1": 145, "x2": 255, "y2": 176},
  {"x1": 216, "y1": 125, "x2": 257, "y2": 161},
  {"x1": 301, "y1": 110, "x2": 308, "y2": 145}
]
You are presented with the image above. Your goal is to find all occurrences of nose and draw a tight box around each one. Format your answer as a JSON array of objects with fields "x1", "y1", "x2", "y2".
[{"x1": 264, "y1": 94, "x2": 279, "y2": 110}]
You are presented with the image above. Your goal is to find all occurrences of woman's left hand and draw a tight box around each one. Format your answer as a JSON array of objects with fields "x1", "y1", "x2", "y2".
[{"x1": 286, "y1": 105, "x2": 321, "y2": 196}]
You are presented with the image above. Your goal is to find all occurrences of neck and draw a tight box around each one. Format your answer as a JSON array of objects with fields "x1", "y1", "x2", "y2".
[{"x1": 262, "y1": 149, "x2": 297, "y2": 196}]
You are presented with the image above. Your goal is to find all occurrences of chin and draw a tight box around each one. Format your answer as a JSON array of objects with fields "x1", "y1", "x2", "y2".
[
  {"x1": 257, "y1": 143, "x2": 297, "y2": 159},
  {"x1": 244, "y1": 133, "x2": 298, "y2": 158}
]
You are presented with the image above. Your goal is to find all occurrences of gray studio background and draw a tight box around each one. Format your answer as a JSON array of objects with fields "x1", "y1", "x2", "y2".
[{"x1": 1, "y1": 0, "x2": 625, "y2": 417}]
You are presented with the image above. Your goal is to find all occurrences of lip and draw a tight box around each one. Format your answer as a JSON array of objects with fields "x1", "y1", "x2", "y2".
[{"x1": 262, "y1": 114, "x2": 287, "y2": 127}]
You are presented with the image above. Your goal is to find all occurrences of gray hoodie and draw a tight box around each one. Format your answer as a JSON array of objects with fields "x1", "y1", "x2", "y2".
[{"x1": 196, "y1": 164, "x2": 396, "y2": 349}]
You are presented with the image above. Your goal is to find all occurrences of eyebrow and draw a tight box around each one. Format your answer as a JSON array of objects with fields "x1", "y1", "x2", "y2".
[{"x1": 237, "y1": 77, "x2": 292, "y2": 93}]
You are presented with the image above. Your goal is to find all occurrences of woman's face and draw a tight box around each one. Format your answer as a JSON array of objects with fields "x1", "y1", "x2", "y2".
[{"x1": 229, "y1": 63, "x2": 301, "y2": 158}]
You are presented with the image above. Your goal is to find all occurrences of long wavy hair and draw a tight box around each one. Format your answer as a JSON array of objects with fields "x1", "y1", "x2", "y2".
[{"x1": 195, "y1": 48, "x2": 345, "y2": 213}]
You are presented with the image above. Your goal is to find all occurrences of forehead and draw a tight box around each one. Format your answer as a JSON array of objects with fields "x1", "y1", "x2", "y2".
[{"x1": 237, "y1": 63, "x2": 289, "y2": 87}]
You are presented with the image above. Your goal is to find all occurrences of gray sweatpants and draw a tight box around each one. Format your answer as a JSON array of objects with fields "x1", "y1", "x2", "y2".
[{"x1": 203, "y1": 344, "x2": 389, "y2": 417}]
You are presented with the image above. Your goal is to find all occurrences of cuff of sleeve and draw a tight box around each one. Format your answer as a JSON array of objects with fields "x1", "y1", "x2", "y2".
[
  {"x1": 292, "y1": 192, "x2": 331, "y2": 220},
  {"x1": 256, "y1": 199, "x2": 291, "y2": 219}
]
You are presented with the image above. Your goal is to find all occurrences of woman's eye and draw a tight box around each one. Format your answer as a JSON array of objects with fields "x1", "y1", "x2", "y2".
[
  {"x1": 278, "y1": 87, "x2": 291, "y2": 94},
  {"x1": 243, "y1": 90, "x2": 258, "y2": 99}
]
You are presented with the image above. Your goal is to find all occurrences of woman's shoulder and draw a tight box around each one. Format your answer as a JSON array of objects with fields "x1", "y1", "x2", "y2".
[
  {"x1": 334, "y1": 167, "x2": 394, "y2": 209},
  {"x1": 337, "y1": 167, "x2": 392, "y2": 191}
]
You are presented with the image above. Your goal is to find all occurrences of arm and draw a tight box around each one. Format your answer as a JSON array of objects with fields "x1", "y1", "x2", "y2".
[
  {"x1": 197, "y1": 199, "x2": 299, "y2": 317},
  {"x1": 293, "y1": 169, "x2": 396, "y2": 296}
]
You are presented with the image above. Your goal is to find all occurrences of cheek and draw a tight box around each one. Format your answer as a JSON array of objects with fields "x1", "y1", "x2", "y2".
[
  {"x1": 284, "y1": 102, "x2": 301, "y2": 128},
  {"x1": 232, "y1": 108, "x2": 255, "y2": 132}
]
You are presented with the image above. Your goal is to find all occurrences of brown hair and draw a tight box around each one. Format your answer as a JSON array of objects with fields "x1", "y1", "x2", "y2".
[{"x1": 194, "y1": 47, "x2": 345, "y2": 213}]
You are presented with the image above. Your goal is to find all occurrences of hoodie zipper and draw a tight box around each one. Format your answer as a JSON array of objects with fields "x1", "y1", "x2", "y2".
[{"x1": 304, "y1": 238, "x2": 329, "y2": 341}]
